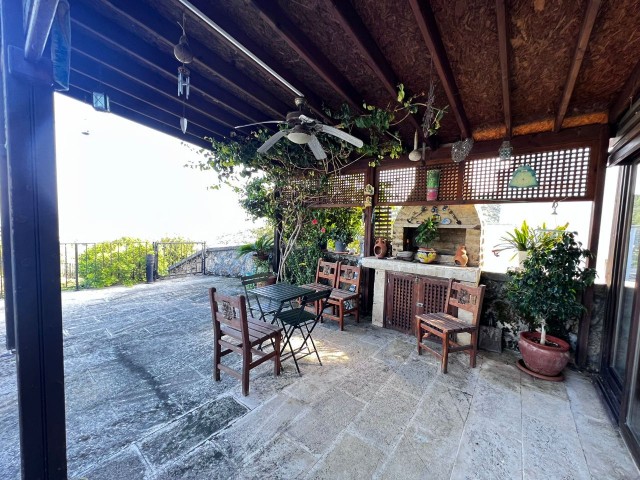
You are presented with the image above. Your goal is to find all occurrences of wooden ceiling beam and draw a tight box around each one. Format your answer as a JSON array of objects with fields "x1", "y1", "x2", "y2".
[
  {"x1": 69, "y1": 76, "x2": 220, "y2": 142},
  {"x1": 251, "y1": 0, "x2": 363, "y2": 112},
  {"x1": 24, "y1": 0, "x2": 59, "y2": 61},
  {"x1": 496, "y1": 0, "x2": 511, "y2": 138},
  {"x1": 69, "y1": 55, "x2": 229, "y2": 138},
  {"x1": 178, "y1": 0, "x2": 330, "y2": 122},
  {"x1": 328, "y1": 0, "x2": 421, "y2": 132},
  {"x1": 85, "y1": 0, "x2": 289, "y2": 119},
  {"x1": 65, "y1": 86, "x2": 214, "y2": 149},
  {"x1": 554, "y1": 0, "x2": 601, "y2": 132},
  {"x1": 409, "y1": 0, "x2": 471, "y2": 138},
  {"x1": 610, "y1": 58, "x2": 640, "y2": 123},
  {"x1": 70, "y1": 24, "x2": 242, "y2": 131},
  {"x1": 70, "y1": 4, "x2": 269, "y2": 124}
]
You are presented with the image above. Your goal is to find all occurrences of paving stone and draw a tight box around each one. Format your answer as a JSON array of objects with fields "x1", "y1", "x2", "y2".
[
  {"x1": 288, "y1": 387, "x2": 366, "y2": 454},
  {"x1": 374, "y1": 337, "x2": 413, "y2": 367},
  {"x1": 350, "y1": 385, "x2": 416, "y2": 449},
  {"x1": 521, "y1": 413, "x2": 591, "y2": 480},
  {"x1": 152, "y1": 440, "x2": 237, "y2": 480},
  {"x1": 450, "y1": 422, "x2": 522, "y2": 480},
  {"x1": 240, "y1": 434, "x2": 318, "y2": 479},
  {"x1": 79, "y1": 446, "x2": 147, "y2": 480},
  {"x1": 138, "y1": 397, "x2": 247, "y2": 468},
  {"x1": 337, "y1": 360, "x2": 393, "y2": 402},
  {"x1": 307, "y1": 433, "x2": 384, "y2": 479}
]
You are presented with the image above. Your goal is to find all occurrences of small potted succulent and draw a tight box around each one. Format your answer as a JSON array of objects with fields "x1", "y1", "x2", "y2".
[
  {"x1": 505, "y1": 231, "x2": 596, "y2": 379},
  {"x1": 413, "y1": 217, "x2": 439, "y2": 263}
]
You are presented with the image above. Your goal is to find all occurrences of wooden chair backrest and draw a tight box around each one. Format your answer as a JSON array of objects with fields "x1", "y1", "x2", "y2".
[
  {"x1": 209, "y1": 288, "x2": 249, "y2": 344},
  {"x1": 336, "y1": 264, "x2": 361, "y2": 293},
  {"x1": 315, "y1": 259, "x2": 340, "y2": 287},
  {"x1": 445, "y1": 282, "x2": 486, "y2": 326},
  {"x1": 241, "y1": 272, "x2": 276, "y2": 289}
]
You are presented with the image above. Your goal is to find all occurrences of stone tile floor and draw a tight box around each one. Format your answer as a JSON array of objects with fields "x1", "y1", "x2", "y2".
[{"x1": 0, "y1": 275, "x2": 638, "y2": 479}]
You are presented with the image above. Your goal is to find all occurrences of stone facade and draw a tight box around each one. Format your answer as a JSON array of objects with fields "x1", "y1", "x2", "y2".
[
  {"x1": 204, "y1": 246, "x2": 260, "y2": 277},
  {"x1": 392, "y1": 204, "x2": 482, "y2": 266}
]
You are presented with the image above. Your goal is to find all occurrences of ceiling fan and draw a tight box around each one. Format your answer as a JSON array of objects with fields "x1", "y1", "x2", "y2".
[{"x1": 234, "y1": 97, "x2": 363, "y2": 160}]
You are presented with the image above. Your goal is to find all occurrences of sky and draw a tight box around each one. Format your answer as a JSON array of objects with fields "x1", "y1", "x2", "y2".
[{"x1": 54, "y1": 94, "x2": 263, "y2": 245}]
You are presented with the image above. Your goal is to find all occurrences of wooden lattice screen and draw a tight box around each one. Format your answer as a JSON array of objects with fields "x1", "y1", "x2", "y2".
[
  {"x1": 373, "y1": 206, "x2": 393, "y2": 240},
  {"x1": 281, "y1": 172, "x2": 364, "y2": 207},
  {"x1": 324, "y1": 172, "x2": 365, "y2": 205},
  {"x1": 376, "y1": 146, "x2": 594, "y2": 205},
  {"x1": 463, "y1": 147, "x2": 591, "y2": 201}
]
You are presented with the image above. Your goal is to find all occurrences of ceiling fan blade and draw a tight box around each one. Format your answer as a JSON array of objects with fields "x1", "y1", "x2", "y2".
[
  {"x1": 307, "y1": 135, "x2": 327, "y2": 160},
  {"x1": 235, "y1": 120, "x2": 285, "y2": 129},
  {"x1": 319, "y1": 124, "x2": 364, "y2": 148},
  {"x1": 257, "y1": 130, "x2": 288, "y2": 154}
]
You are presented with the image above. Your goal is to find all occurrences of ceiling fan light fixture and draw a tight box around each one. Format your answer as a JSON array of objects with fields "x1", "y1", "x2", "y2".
[{"x1": 287, "y1": 126, "x2": 311, "y2": 144}]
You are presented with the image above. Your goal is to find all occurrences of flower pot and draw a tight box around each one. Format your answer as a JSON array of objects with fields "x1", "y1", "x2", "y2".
[
  {"x1": 334, "y1": 241, "x2": 346, "y2": 252},
  {"x1": 518, "y1": 331, "x2": 570, "y2": 378},
  {"x1": 426, "y1": 170, "x2": 440, "y2": 201},
  {"x1": 254, "y1": 252, "x2": 269, "y2": 261},
  {"x1": 373, "y1": 238, "x2": 387, "y2": 258},
  {"x1": 415, "y1": 247, "x2": 436, "y2": 264},
  {"x1": 517, "y1": 250, "x2": 528, "y2": 267}
]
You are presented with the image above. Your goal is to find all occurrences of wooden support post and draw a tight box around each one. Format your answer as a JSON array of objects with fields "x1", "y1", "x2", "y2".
[
  {"x1": 361, "y1": 165, "x2": 376, "y2": 313},
  {"x1": 577, "y1": 125, "x2": 610, "y2": 368},
  {"x1": 1, "y1": 0, "x2": 67, "y2": 476}
]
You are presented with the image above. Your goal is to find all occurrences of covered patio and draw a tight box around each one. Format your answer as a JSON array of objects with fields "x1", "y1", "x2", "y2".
[
  {"x1": 3, "y1": 0, "x2": 640, "y2": 478},
  {"x1": 1, "y1": 275, "x2": 637, "y2": 479}
]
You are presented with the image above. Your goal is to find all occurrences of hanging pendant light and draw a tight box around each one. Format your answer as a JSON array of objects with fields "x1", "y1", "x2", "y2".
[
  {"x1": 509, "y1": 165, "x2": 539, "y2": 188},
  {"x1": 409, "y1": 130, "x2": 422, "y2": 161}
]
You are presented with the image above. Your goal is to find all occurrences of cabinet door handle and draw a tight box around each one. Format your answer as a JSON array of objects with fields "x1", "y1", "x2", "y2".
[{"x1": 416, "y1": 302, "x2": 424, "y2": 307}]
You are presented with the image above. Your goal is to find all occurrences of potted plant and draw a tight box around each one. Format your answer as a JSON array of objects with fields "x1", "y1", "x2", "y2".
[
  {"x1": 327, "y1": 209, "x2": 360, "y2": 253},
  {"x1": 505, "y1": 231, "x2": 596, "y2": 379},
  {"x1": 413, "y1": 217, "x2": 439, "y2": 263},
  {"x1": 493, "y1": 220, "x2": 568, "y2": 265},
  {"x1": 237, "y1": 234, "x2": 274, "y2": 261}
]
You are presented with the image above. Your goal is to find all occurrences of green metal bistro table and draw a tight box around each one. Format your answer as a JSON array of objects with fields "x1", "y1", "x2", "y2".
[{"x1": 250, "y1": 283, "x2": 314, "y2": 323}]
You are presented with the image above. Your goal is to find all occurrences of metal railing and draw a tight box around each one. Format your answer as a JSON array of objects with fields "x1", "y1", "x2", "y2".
[{"x1": 0, "y1": 240, "x2": 208, "y2": 297}]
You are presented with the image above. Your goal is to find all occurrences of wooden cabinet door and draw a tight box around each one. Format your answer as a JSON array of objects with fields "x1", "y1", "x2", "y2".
[
  {"x1": 384, "y1": 272, "x2": 418, "y2": 334},
  {"x1": 384, "y1": 273, "x2": 451, "y2": 336}
]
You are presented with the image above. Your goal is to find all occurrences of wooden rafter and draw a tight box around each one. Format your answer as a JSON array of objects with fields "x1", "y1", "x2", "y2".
[
  {"x1": 610, "y1": 58, "x2": 640, "y2": 123},
  {"x1": 71, "y1": 4, "x2": 269, "y2": 124},
  {"x1": 71, "y1": 23, "x2": 248, "y2": 130},
  {"x1": 408, "y1": 0, "x2": 471, "y2": 138},
  {"x1": 495, "y1": 0, "x2": 511, "y2": 138},
  {"x1": 94, "y1": 0, "x2": 289, "y2": 119},
  {"x1": 180, "y1": 0, "x2": 330, "y2": 122},
  {"x1": 554, "y1": 0, "x2": 601, "y2": 132},
  {"x1": 24, "y1": 0, "x2": 59, "y2": 61},
  {"x1": 328, "y1": 0, "x2": 421, "y2": 131},
  {"x1": 251, "y1": 0, "x2": 363, "y2": 112}
]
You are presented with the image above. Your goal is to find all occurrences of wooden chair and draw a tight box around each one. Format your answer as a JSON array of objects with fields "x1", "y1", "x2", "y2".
[
  {"x1": 415, "y1": 281, "x2": 485, "y2": 373},
  {"x1": 209, "y1": 288, "x2": 282, "y2": 396},
  {"x1": 301, "y1": 259, "x2": 339, "y2": 313},
  {"x1": 240, "y1": 272, "x2": 277, "y2": 318},
  {"x1": 324, "y1": 264, "x2": 361, "y2": 331}
]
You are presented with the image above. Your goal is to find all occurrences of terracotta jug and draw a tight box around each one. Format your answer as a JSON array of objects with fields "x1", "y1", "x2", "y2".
[
  {"x1": 374, "y1": 238, "x2": 387, "y2": 258},
  {"x1": 454, "y1": 245, "x2": 469, "y2": 266}
]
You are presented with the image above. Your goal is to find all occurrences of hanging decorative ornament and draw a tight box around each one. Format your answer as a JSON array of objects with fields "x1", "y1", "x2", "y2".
[
  {"x1": 499, "y1": 140, "x2": 513, "y2": 161},
  {"x1": 409, "y1": 129, "x2": 422, "y2": 161},
  {"x1": 178, "y1": 66, "x2": 190, "y2": 99},
  {"x1": 92, "y1": 91, "x2": 110, "y2": 112},
  {"x1": 452, "y1": 137, "x2": 473, "y2": 163},
  {"x1": 180, "y1": 117, "x2": 188, "y2": 134},
  {"x1": 551, "y1": 200, "x2": 559, "y2": 215},
  {"x1": 173, "y1": 14, "x2": 194, "y2": 64}
]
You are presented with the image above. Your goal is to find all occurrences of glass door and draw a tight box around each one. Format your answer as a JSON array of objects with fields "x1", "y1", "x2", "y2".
[{"x1": 600, "y1": 165, "x2": 640, "y2": 418}]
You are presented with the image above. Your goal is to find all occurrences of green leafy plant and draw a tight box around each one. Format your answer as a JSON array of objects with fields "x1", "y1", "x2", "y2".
[
  {"x1": 326, "y1": 208, "x2": 361, "y2": 244},
  {"x1": 492, "y1": 220, "x2": 568, "y2": 259},
  {"x1": 237, "y1": 234, "x2": 274, "y2": 259},
  {"x1": 505, "y1": 231, "x2": 596, "y2": 345},
  {"x1": 414, "y1": 217, "x2": 439, "y2": 247}
]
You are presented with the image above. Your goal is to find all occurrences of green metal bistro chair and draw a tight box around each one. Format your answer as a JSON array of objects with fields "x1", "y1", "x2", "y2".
[
  {"x1": 241, "y1": 272, "x2": 277, "y2": 320},
  {"x1": 274, "y1": 289, "x2": 331, "y2": 375}
]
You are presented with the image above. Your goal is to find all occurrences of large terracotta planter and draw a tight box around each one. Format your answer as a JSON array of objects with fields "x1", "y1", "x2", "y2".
[{"x1": 518, "y1": 331, "x2": 570, "y2": 377}]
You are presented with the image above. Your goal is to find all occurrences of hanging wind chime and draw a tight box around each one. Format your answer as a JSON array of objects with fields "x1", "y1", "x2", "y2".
[{"x1": 174, "y1": 14, "x2": 193, "y2": 134}]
